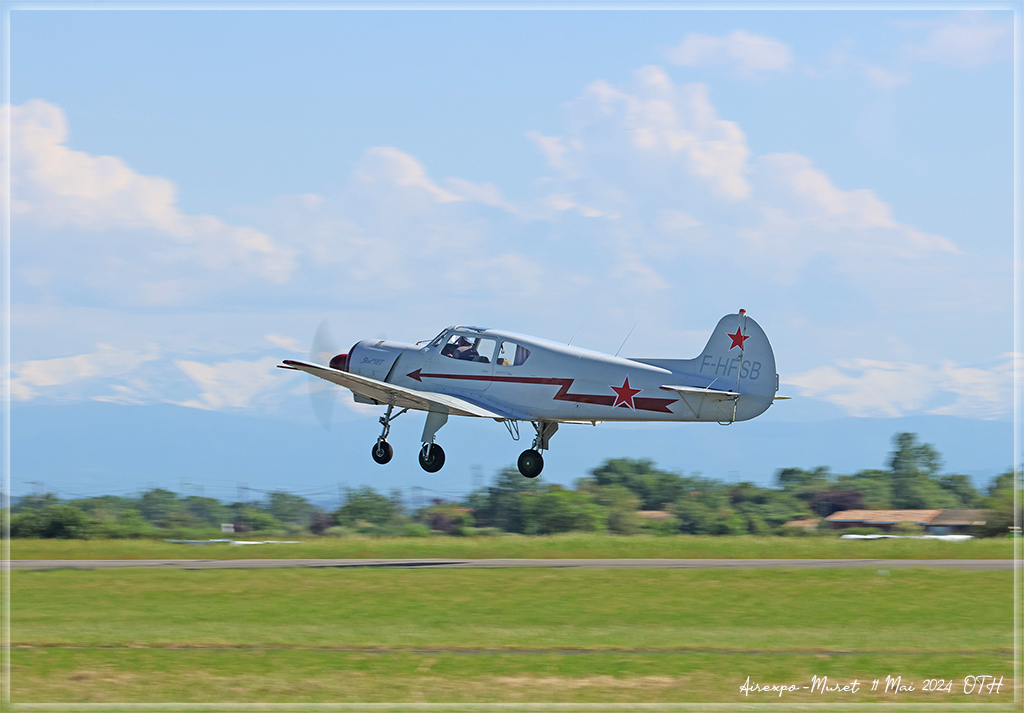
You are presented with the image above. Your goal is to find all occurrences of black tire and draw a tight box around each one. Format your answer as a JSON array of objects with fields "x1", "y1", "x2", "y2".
[
  {"x1": 418, "y1": 443, "x2": 446, "y2": 473},
  {"x1": 518, "y1": 449, "x2": 544, "y2": 478},
  {"x1": 371, "y1": 440, "x2": 393, "y2": 465}
]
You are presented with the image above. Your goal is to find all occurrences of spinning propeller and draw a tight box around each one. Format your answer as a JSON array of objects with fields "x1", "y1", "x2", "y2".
[{"x1": 308, "y1": 319, "x2": 339, "y2": 431}]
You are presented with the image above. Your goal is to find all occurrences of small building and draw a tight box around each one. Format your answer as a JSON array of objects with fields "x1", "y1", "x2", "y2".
[
  {"x1": 782, "y1": 517, "x2": 819, "y2": 531},
  {"x1": 923, "y1": 509, "x2": 987, "y2": 535},
  {"x1": 826, "y1": 509, "x2": 989, "y2": 534},
  {"x1": 825, "y1": 509, "x2": 942, "y2": 532}
]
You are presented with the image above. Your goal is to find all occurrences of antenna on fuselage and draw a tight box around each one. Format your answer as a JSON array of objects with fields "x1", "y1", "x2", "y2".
[
  {"x1": 614, "y1": 323, "x2": 637, "y2": 358},
  {"x1": 567, "y1": 322, "x2": 588, "y2": 346}
]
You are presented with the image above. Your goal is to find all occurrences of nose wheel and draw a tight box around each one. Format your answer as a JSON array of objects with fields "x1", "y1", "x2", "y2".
[
  {"x1": 371, "y1": 440, "x2": 393, "y2": 464},
  {"x1": 370, "y1": 404, "x2": 407, "y2": 466},
  {"x1": 419, "y1": 443, "x2": 446, "y2": 473},
  {"x1": 518, "y1": 449, "x2": 543, "y2": 478}
]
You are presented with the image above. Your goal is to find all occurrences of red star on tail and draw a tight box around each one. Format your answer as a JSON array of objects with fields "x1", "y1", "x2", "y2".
[
  {"x1": 611, "y1": 376, "x2": 641, "y2": 409},
  {"x1": 728, "y1": 328, "x2": 749, "y2": 351}
]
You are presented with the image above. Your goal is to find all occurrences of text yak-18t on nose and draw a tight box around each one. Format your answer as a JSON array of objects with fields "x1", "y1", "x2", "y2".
[{"x1": 279, "y1": 310, "x2": 783, "y2": 478}]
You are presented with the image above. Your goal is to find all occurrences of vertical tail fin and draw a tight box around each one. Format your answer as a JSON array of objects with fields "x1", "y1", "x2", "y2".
[{"x1": 691, "y1": 310, "x2": 777, "y2": 400}]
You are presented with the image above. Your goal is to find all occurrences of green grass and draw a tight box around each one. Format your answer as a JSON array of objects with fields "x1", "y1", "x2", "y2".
[
  {"x1": 9, "y1": 567, "x2": 1016, "y2": 705},
  {"x1": 10, "y1": 649, "x2": 1015, "y2": 705},
  {"x1": 12, "y1": 569, "x2": 1012, "y2": 651},
  {"x1": 10, "y1": 532, "x2": 1016, "y2": 560}
]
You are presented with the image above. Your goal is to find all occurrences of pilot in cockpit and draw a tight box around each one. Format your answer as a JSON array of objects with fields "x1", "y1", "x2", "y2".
[
  {"x1": 442, "y1": 336, "x2": 478, "y2": 361},
  {"x1": 453, "y1": 337, "x2": 479, "y2": 361}
]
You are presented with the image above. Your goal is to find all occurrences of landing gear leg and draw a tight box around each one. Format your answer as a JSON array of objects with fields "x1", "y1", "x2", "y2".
[
  {"x1": 518, "y1": 421, "x2": 558, "y2": 478},
  {"x1": 372, "y1": 404, "x2": 407, "y2": 466},
  {"x1": 418, "y1": 410, "x2": 449, "y2": 473}
]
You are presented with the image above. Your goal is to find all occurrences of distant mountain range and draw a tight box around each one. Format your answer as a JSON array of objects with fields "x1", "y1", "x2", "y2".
[{"x1": 9, "y1": 401, "x2": 1014, "y2": 504}]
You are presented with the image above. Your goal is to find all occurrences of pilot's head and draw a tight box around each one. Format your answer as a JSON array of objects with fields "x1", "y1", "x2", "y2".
[{"x1": 456, "y1": 337, "x2": 471, "y2": 347}]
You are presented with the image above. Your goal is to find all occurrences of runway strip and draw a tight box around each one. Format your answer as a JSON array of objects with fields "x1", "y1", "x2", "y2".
[{"x1": 9, "y1": 558, "x2": 1014, "y2": 570}]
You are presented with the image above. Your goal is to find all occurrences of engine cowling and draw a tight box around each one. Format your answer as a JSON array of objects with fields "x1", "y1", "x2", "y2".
[{"x1": 345, "y1": 340, "x2": 412, "y2": 382}]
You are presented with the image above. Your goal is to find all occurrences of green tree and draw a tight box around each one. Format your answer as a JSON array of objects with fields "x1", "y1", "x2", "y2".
[
  {"x1": 577, "y1": 480, "x2": 642, "y2": 534},
  {"x1": 591, "y1": 458, "x2": 714, "y2": 510},
  {"x1": 889, "y1": 433, "x2": 942, "y2": 508},
  {"x1": 266, "y1": 492, "x2": 315, "y2": 526},
  {"x1": 138, "y1": 488, "x2": 183, "y2": 524},
  {"x1": 12, "y1": 505, "x2": 95, "y2": 539},
  {"x1": 937, "y1": 474, "x2": 981, "y2": 508},
  {"x1": 181, "y1": 496, "x2": 233, "y2": 527},
  {"x1": 231, "y1": 505, "x2": 282, "y2": 532},
  {"x1": 835, "y1": 470, "x2": 892, "y2": 509},
  {"x1": 467, "y1": 467, "x2": 545, "y2": 533},
  {"x1": 775, "y1": 467, "x2": 830, "y2": 493},
  {"x1": 334, "y1": 486, "x2": 401, "y2": 527},
  {"x1": 979, "y1": 470, "x2": 1020, "y2": 537},
  {"x1": 92, "y1": 508, "x2": 154, "y2": 539},
  {"x1": 519, "y1": 485, "x2": 606, "y2": 535},
  {"x1": 13, "y1": 493, "x2": 60, "y2": 513}
]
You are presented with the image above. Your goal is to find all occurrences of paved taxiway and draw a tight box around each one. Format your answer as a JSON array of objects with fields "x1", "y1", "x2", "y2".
[{"x1": 10, "y1": 558, "x2": 1014, "y2": 570}]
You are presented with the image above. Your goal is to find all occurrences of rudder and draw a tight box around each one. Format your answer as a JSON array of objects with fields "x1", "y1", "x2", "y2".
[{"x1": 691, "y1": 310, "x2": 777, "y2": 400}]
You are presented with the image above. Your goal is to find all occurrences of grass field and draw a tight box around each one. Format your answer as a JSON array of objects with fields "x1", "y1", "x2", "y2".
[
  {"x1": 9, "y1": 533, "x2": 1017, "y2": 560},
  {"x1": 9, "y1": 567, "x2": 1017, "y2": 708}
]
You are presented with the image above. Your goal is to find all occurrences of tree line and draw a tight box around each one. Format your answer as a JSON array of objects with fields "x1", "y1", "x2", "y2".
[{"x1": 7, "y1": 432, "x2": 1019, "y2": 539}]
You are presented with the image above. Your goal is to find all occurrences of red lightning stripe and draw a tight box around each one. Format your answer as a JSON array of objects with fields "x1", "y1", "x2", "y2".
[{"x1": 406, "y1": 370, "x2": 677, "y2": 414}]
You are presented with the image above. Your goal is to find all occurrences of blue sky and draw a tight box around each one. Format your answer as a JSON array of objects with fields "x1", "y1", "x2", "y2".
[{"x1": 5, "y1": 5, "x2": 1020, "y2": 500}]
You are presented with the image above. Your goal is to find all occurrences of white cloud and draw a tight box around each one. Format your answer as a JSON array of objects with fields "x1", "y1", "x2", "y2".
[
  {"x1": 174, "y1": 357, "x2": 283, "y2": 411},
  {"x1": 535, "y1": 67, "x2": 959, "y2": 289},
  {"x1": 7, "y1": 99, "x2": 296, "y2": 297},
  {"x1": 664, "y1": 30, "x2": 793, "y2": 77},
  {"x1": 354, "y1": 146, "x2": 462, "y2": 204},
  {"x1": 10, "y1": 344, "x2": 161, "y2": 401},
  {"x1": 571, "y1": 66, "x2": 752, "y2": 201},
  {"x1": 906, "y1": 12, "x2": 1012, "y2": 68},
  {"x1": 265, "y1": 334, "x2": 304, "y2": 352},
  {"x1": 861, "y1": 63, "x2": 911, "y2": 90},
  {"x1": 526, "y1": 131, "x2": 579, "y2": 173},
  {"x1": 743, "y1": 152, "x2": 959, "y2": 279},
  {"x1": 785, "y1": 354, "x2": 1017, "y2": 419}
]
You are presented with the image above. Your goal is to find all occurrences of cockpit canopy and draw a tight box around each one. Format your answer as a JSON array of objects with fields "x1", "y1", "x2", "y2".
[{"x1": 428, "y1": 327, "x2": 531, "y2": 367}]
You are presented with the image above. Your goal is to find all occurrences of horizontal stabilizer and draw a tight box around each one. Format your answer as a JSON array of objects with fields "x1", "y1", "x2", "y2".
[{"x1": 659, "y1": 384, "x2": 739, "y2": 401}]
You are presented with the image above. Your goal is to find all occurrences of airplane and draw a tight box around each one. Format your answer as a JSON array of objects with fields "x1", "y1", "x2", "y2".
[{"x1": 279, "y1": 310, "x2": 783, "y2": 479}]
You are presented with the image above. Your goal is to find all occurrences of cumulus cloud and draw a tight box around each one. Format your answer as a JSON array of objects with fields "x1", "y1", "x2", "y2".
[
  {"x1": 567, "y1": 66, "x2": 752, "y2": 202},
  {"x1": 10, "y1": 344, "x2": 161, "y2": 401},
  {"x1": 785, "y1": 354, "x2": 1017, "y2": 419},
  {"x1": 861, "y1": 63, "x2": 912, "y2": 90},
  {"x1": 743, "y1": 152, "x2": 959, "y2": 279},
  {"x1": 265, "y1": 334, "x2": 304, "y2": 352},
  {"x1": 7, "y1": 99, "x2": 296, "y2": 298},
  {"x1": 174, "y1": 357, "x2": 283, "y2": 410},
  {"x1": 664, "y1": 30, "x2": 793, "y2": 77},
  {"x1": 534, "y1": 66, "x2": 959, "y2": 285},
  {"x1": 353, "y1": 146, "x2": 463, "y2": 204},
  {"x1": 905, "y1": 12, "x2": 1012, "y2": 68}
]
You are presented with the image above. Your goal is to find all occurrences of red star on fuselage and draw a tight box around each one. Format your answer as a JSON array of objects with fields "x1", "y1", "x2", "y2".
[
  {"x1": 728, "y1": 328, "x2": 749, "y2": 351},
  {"x1": 610, "y1": 376, "x2": 642, "y2": 409}
]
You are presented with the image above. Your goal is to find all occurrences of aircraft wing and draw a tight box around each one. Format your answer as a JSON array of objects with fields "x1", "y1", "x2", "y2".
[
  {"x1": 659, "y1": 384, "x2": 739, "y2": 401},
  {"x1": 279, "y1": 359, "x2": 509, "y2": 419}
]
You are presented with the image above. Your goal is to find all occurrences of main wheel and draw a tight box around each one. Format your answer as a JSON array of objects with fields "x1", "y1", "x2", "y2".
[
  {"x1": 518, "y1": 449, "x2": 544, "y2": 478},
  {"x1": 418, "y1": 443, "x2": 446, "y2": 473},
  {"x1": 371, "y1": 440, "x2": 393, "y2": 465}
]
